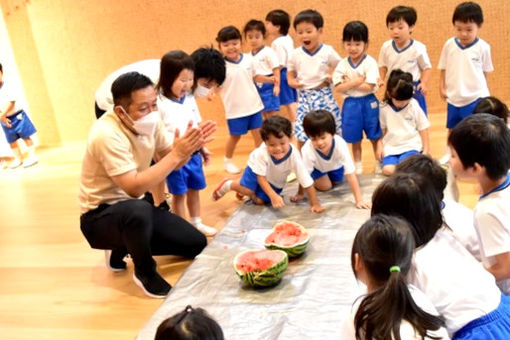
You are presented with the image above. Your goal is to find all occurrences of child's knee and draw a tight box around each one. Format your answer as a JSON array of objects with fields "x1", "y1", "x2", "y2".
[{"x1": 382, "y1": 165, "x2": 396, "y2": 176}]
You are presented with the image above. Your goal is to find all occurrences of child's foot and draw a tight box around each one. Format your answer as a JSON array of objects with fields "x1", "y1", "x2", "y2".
[
  {"x1": 235, "y1": 192, "x2": 244, "y2": 200},
  {"x1": 290, "y1": 194, "x2": 305, "y2": 203},
  {"x1": 374, "y1": 161, "x2": 382, "y2": 174},
  {"x1": 224, "y1": 159, "x2": 240, "y2": 174},
  {"x1": 22, "y1": 155, "x2": 38, "y2": 168},
  {"x1": 9, "y1": 158, "x2": 21, "y2": 169},
  {"x1": 355, "y1": 162, "x2": 363, "y2": 175},
  {"x1": 212, "y1": 179, "x2": 232, "y2": 201},
  {"x1": 193, "y1": 222, "x2": 217, "y2": 236}
]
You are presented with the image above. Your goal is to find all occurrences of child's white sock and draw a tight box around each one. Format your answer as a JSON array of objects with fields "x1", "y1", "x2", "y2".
[
  {"x1": 190, "y1": 217, "x2": 217, "y2": 236},
  {"x1": 223, "y1": 157, "x2": 240, "y2": 174}
]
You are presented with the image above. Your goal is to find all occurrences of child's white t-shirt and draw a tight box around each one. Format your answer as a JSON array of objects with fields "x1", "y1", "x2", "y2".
[
  {"x1": 442, "y1": 198, "x2": 481, "y2": 261},
  {"x1": 438, "y1": 37, "x2": 493, "y2": 107},
  {"x1": 252, "y1": 46, "x2": 280, "y2": 88},
  {"x1": 287, "y1": 44, "x2": 341, "y2": 89},
  {"x1": 0, "y1": 81, "x2": 22, "y2": 114},
  {"x1": 409, "y1": 226, "x2": 501, "y2": 336},
  {"x1": 220, "y1": 54, "x2": 264, "y2": 119},
  {"x1": 379, "y1": 99, "x2": 429, "y2": 156},
  {"x1": 157, "y1": 94, "x2": 201, "y2": 143},
  {"x1": 301, "y1": 134, "x2": 356, "y2": 175},
  {"x1": 340, "y1": 285, "x2": 449, "y2": 340},
  {"x1": 332, "y1": 54, "x2": 379, "y2": 98},
  {"x1": 474, "y1": 175, "x2": 510, "y2": 294},
  {"x1": 378, "y1": 39, "x2": 431, "y2": 82},
  {"x1": 247, "y1": 143, "x2": 314, "y2": 189},
  {"x1": 94, "y1": 59, "x2": 160, "y2": 112},
  {"x1": 271, "y1": 35, "x2": 294, "y2": 68}
]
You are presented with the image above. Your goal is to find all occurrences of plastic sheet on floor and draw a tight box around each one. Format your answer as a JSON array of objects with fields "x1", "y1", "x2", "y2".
[{"x1": 137, "y1": 174, "x2": 388, "y2": 340}]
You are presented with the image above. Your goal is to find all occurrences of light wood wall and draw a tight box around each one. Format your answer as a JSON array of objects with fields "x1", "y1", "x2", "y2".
[{"x1": 0, "y1": 0, "x2": 508, "y2": 146}]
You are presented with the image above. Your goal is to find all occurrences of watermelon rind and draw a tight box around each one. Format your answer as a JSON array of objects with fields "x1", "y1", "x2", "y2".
[
  {"x1": 233, "y1": 249, "x2": 288, "y2": 287},
  {"x1": 264, "y1": 220, "x2": 310, "y2": 257}
]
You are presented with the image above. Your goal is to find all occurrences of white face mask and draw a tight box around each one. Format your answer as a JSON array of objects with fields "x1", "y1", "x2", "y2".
[
  {"x1": 194, "y1": 84, "x2": 211, "y2": 98},
  {"x1": 120, "y1": 107, "x2": 160, "y2": 136}
]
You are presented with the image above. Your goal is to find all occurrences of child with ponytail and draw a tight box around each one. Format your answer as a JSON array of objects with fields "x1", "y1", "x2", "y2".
[{"x1": 341, "y1": 214, "x2": 448, "y2": 340}]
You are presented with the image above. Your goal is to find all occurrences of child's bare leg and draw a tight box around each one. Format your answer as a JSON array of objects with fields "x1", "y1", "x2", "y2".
[
  {"x1": 382, "y1": 164, "x2": 396, "y2": 176},
  {"x1": 186, "y1": 190, "x2": 201, "y2": 218},
  {"x1": 23, "y1": 137, "x2": 34, "y2": 147},
  {"x1": 225, "y1": 135, "x2": 241, "y2": 158},
  {"x1": 171, "y1": 194, "x2": 187, "y2": 218},
  {"x1": 291, "y1": 185, "x2": 305, "y2": 202},
  {"x1": 352, "y1": 142, "x2": 362, "y2": 163},
  {"x1": 314, "y1": 175, "x2": 333, "y2": 191},
  {"x1": 297, "y1": 140, "x2": 305, "y2": 151},
  {"x1": 370, "y1": 139, "x2": 380, "y2": 159},
  {"x1": 284, "y1": 103, "x2": 297, "y2": 123},
  {"x1": 250, "y1": 128, "x2": 262, "y2": 147},
  {"x1": 263, "y1": 111, "x2": 278, "y2": 119}
]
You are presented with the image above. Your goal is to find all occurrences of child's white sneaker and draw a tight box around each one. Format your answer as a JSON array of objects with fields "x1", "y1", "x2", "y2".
[
  {"x1": 374, "y1": 161, "x2": 382, "y2": 174},
  {"x1": 224, "y1": 159, "x2": 240, "y2": 174},
  {"x1": 22, "y1": 155, "x2": 38, "y2": 168},
  {"x1": 190, "y1": 217, "x2": 217, "y2": 236},
  {"x1": 212, "y1": 179, "x2": 232, "y2": 201},
  {"x1": 9, "y1": 158, "x2": 22, "y2": 169},
  {"x1": 355, "y1": 162, "x2": 363, "y2": 175}
]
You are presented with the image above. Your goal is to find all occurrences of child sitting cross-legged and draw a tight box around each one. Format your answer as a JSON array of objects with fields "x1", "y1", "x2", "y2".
[{"x1": 212, "y1": 115, "x2": 324, "y2": 213}]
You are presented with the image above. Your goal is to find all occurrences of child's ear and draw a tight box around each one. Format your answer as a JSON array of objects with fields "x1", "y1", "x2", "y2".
[
  {"x1": 318, "y1": 27, "x2": 324, "y2": 34},
  {"x1": 409, "y1": 25, "x2": 415, "y2": 33},
  {"x1": 472, "y1": 162, "x2": 487, "y2": 176},
  {"x1": 354, "y1": 253, "x2": 364, "y2": 274}
]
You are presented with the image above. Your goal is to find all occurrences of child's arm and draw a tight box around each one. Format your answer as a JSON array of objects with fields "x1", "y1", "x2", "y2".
[
  {"x1": 257, "y1": 175, "x2": 284, "y2": 209},
  {"x1": 200, "y1": 146, "x2": 212, "y2": 166},
  {"x1": 378, "y1": 66, "x2": 387, "y2": 88},
  {"x1": 345, "y1": 173, "x2": 369, "y2": 209},
  {"x1": 417, "y1": 68, "x2": 431, "y2": 95},
  {"x1": 254, "y1": 74, "x2": 275, "y2": 84},
  {"x1": 487, "y1": 252, "x2": 510, "y2": 281},
  {"x1": 419, "y1": 128, "x2": 430, "y2": 155},
  {"x1": 439, "y1": 70, "x2": 447, "y2": 100},
  {"x1": 0, "y1": 101, "x2": 15, "y2": 128},
  {"x1": 303, "y1": 185, "x2": 324, "y2": 213},
  {"x1": 287, "y1": 70, "x2": 303, "y2": 89},
  {"x1": 334, "y1": 76, "x2": 366, "y2": 94},
  {"x1": 273, "y1": 67, "x2": 281, "y2": 97}
]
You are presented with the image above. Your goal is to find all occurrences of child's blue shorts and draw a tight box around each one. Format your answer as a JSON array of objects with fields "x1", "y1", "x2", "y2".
[
  {"x1": 341, "y1": 94, "x2": 381, "y2": 143},
  {"x1": 453, "y1": 294, "x2": 510, "y2": 340},
  {"x1": 447, "y1": 98, "x2": 480, "y2": 129},
  {"x1": 1, "y1": 110, "x2": 37, "y2": 144},
  {"x1": 166, "y1": 153, "x2": 206, "y2": 195},
  {"x1": 227, "y1": 111, "x2": 263, "y2": 136},
  {"x1": 413, "y1": 80, "x2": 427, "y2": 115},
  {"x1": 311, "y1": 166, "x2": 345, "y2": 183},
  {"x1": 255, "y1": 81, "x2": 280, "y2": 112},
  {"x1": 279, "y1": 68, "x2": 297, "y2": 105},
  {"x1": 382, "y1": 150, "x2": 420, "y2": 166},
  {"x1": 240, "y1": 166, "x2": 283, "y2": 203},
  {"x1": 295, "y1": 86, "x2": 342, "y2": 142}
]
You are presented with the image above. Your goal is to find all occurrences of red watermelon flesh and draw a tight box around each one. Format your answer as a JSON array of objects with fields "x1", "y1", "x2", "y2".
[
  {"x1": 265, "y1": 222, "x2": 309, "y2": 247},
  {"x1": 235, "y1": 249, "x2": 287, "y2": 274}
]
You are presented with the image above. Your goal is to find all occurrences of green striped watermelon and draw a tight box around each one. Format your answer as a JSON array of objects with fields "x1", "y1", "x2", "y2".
[
  {"x1": 233, "y1": 249, "x2": 288, "y2": 287},
  {"x1": 264, "y1": 221, "x2": 310, "y2": 257}
]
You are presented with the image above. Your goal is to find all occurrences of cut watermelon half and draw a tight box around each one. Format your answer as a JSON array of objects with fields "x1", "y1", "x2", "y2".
[
  {"x1": 264, "y1": 220, "x2": 310, "y2": 257},
  {"x1": 233, "y1": 249, "x2": 288, "y2": 287}
]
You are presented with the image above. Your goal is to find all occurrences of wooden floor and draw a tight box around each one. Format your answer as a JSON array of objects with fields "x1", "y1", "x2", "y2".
[{"x1": 0, "y1": 111, "x2": 480, "y2": 340}]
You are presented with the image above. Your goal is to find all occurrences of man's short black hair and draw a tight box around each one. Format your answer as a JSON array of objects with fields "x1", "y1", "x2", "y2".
[
  {"x1": 303, "y1": 110, "x2": 336, "y2": 137},
  {"x1": 244, "y1": 19, "x2": 266, "y2": 36},
  {"x1": 386, "y1": 6, "x2": 417, "y2": 27},
  {"x1": 343, "y1": 21, "x2": 368, "y2": 43},
  {"x1": 261, "y1": 115, "x2": 292, "y2": 141},
  {"x1": 191, "y1": 47, "x2": 226, "y2": 86},
  {"x1": 449, "y1": 114, "x2": 510, "y2": 181},
  {"x1": 216, "y1": 26, "x2": 242, "y2": 43},
  {"x1": 265, "y1": 9, "x2": 291, "y2": 35},
  {"x1": 111, "y1": 72, "x2": 153, "y2": 107},
  {"x1": 293, "y1": 9, "x2": 323, "y2": 29},
  {"x1": 395, "y1": 154, "x2": 447, "y2": 201},
  {"x1": 452, "y1": 2, "x2": 483, "y2": 25}
]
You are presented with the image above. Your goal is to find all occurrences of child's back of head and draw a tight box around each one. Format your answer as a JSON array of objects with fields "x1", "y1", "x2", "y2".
[
  {"x1": 384, "y1": 69, "x2": 414, "y2": 102},
  {"x1": 473, "y1": 96, "x2": 509, "y2": 122},
  {"x1": 293, "y1": 9, "x2": 323, "y2": 29},
  {"x1": 386, "y1": 6, "x2": 417, "y2": 27},
  {"x1": 155, "y1": 305, "x2": 224, "y2": 340},
  {"x1": 449, "y1": 113, "x2": 510, "y2": 181},
  {"x1": 302, "y1": 109, "x2": 336, "y2": 138},
  {"x1": 453, "y1": 1, "x2": 483, "y2": 25},
  {"x1": 261, "y1": 115, "x2": 292, "y2": 141},
  {"x1": 265, "y1": 9, "x2": 291, "y2": 35}
]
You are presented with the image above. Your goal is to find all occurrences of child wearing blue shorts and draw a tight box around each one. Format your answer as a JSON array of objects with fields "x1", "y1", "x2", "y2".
[
  {"x1": 379, "y1": 70, "x2": 430, "y2": 176},
  {"x1": 0, "y1": 63, "x2": 38, "y2": 168},
  {"x1": 333, "y1": 21, "x2": 382, "y2": 175}
]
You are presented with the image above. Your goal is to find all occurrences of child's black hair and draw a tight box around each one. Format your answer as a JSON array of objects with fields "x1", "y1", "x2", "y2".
[
  {"x1": 343, "y1": 21, "x2": 368, "y2": 43},
  {"x1": 156, "y1": 50, "x2": 194, "y2": 99},
  {"x1": 216, "y1": 26, "x2": 242, "y2": 43},
  {"x1": 155, "y1": 305, "x2": 224, "y2": 340},
  {"x1": 473, "y1": 96, "x2": 509, "y2": 122},
  {"x1": 452, "y1": 2, "x2": 483, "y2": 25},
  {"x1": 293, "y1": 9, "x2": 323, "y2": 29},
  {"x1": 371, "y1": 173, "x2": 443, "y2": 248},
  {"x1": 352, "y1": 214, "x2": 445, "y2": 340},
  {"x1": 191, "y1": 47, "x2": 226, "y2": 86},
  {"x1": 111, "y1": 72, "x2": 153, "y2": 107},
  {"x1": 395, "y1": 154, "x2": 447, "y2": 201},
  {"x1": 244, "y1": 19, "x2": 266, "y2": 36},
  {"x1": 303, "y1": 110, "x2": 336, "y2": 137},
  {"x1": 261, "y1": 115, "x2": 292, "y2": 141},
  {"x1": 265, "y1": 9, "x2": 291, "y2": 35},
  {"x1": 386, "y1": 6, "x2": 417, "y2": 27},
  {"x1": 449, "y1": 113, "x2": 510, "y2": 181},
  {"x1": 384, "y1": 69, "x2": 414, "y2": 102}
]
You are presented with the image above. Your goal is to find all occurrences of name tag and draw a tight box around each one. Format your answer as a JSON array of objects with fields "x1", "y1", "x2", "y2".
[{"x1": 16, "y1": 113, "x2": 23, "y2": 120}]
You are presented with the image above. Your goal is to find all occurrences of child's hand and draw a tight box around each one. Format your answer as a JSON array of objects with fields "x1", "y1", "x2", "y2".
[
  {"x1": 325, "y1": 74, "x2": 333, "y2": 84},
  {"x1": 206, "y1": 89, "x2": 216, "y2": 101},
  {"x1": 1, "y1": 116, "x2": 11, "y2": 128},
  {"x1": 439, "y1": 87, "x2": 447, "y2": 101},
  {"x1": 270, "y1": 195, "x2": 285, "y2": 209},
  {"x1": 355, "y1": 200, "x2": 370, "y2": 209},
  {"x1": 273, "y1": 85, "x2": 280, "y2": 97},
  {"x1": 352, "y1": 76, "x2": 366, "y2": 87},
  {"x1": 417, "y1": 82, "x2": 428, "y2": 96},
  {"x1": 310, "y1": 204, "x2": 325, "y2": 213},
  {"x1": 290, "y1": 193, "x2": 305, "y2": 202},
  {"x1": 289, "y1": 77, "x2": 304, "y2": 89},
  {"x1": 377, "y1": 78, "x2": 385, "y2": 89},
  {"x1": 201, "y1": 147, "x2": 212, "y2": 166}
]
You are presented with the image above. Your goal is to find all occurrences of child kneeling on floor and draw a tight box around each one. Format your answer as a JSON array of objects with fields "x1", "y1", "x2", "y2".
[{"x1": 212, "y1": 115, "x2": 324, "y2": 213}]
